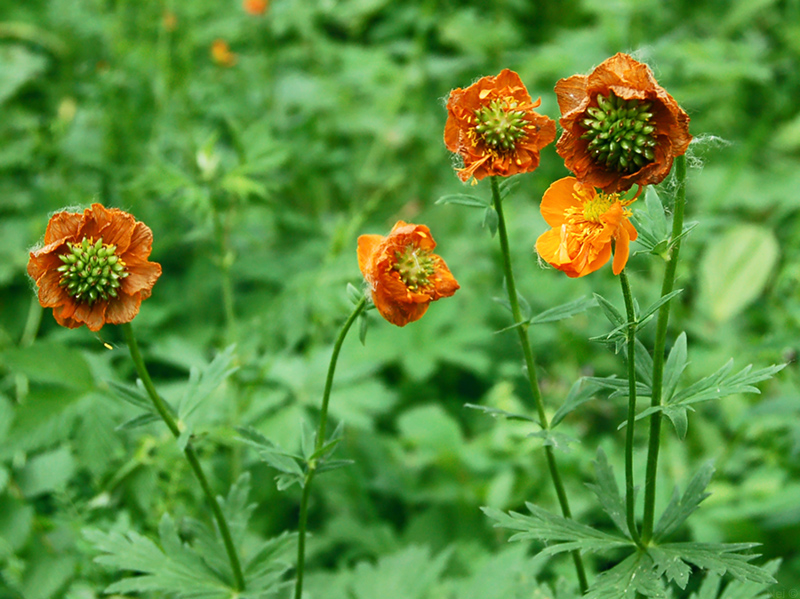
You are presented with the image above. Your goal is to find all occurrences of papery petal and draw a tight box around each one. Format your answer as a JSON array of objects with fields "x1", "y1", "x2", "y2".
[{"x1": 43, "y1": 211, "x2": 83, "y2": 245}]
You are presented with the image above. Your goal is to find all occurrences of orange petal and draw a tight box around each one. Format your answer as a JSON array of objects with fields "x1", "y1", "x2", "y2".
[
  {"x1": 43, "y1": 211, "x2": 83, "y2": 245},
  {"x1": 612, "y1": 225, "x2": 631, "y2": 275},
  {"x1": 105, "y1": 292, "x2": 143, "y2": 325},
  {"x1": 540, "y1": 178, "x2": 583, "y2": 227},
  {"x1": 357, "y1": 234, "x2": 384, "y2": 277}
]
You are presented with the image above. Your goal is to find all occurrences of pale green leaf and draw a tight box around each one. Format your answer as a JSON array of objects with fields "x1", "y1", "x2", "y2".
[
  {"x1": 434, "y1": 193, "x2": 489, "y2": 208},
  {"x1": 178, "y1": 345, "x2": 238, "y2": 423},
  {"x1": 530, "y1": 295, "x2": 598, "y2": 325}
]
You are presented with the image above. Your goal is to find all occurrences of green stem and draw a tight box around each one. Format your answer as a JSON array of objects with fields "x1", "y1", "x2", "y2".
[
  {"x1": 121, "y1": 322, "x2": 245, "y2": 591},
  {"x1": 640, "y1": 155, "x2": 688, "y2": 544},
  {"x1": 295, "y1": 296, "x2": 367, "y2": 599},
  {"x1": 619, "y1": 270, "x2": 642, "y2": 546},
  {"x1": 490, "y1": 177, "x2": 589, "y2": 594}
]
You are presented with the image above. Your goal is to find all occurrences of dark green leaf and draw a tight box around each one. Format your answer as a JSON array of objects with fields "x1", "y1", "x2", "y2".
[
  {"x1": 105, "y1": 379, "x2": 153, "y2": 412},
  {"x1": 115, "y1": 413, "x2": 161, "y2": 431},
  {"x1": 637, "y1": 289, "x2": 683, "y2": 327},
  {"x1": 654, "y1": 461, "x2": 715, "y2": 541},
  {"x1": 585, "y1": 448, "x2": 629, "y2": 537}
]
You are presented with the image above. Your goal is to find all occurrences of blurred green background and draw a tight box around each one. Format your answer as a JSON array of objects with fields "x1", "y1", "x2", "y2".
[{"x1": 1, "y1": 0, "x2": 799, "y2": 596}]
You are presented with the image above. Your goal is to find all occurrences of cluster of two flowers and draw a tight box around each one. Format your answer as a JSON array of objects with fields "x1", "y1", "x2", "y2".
[{"x1": 28, "y1": 53, "x2": 690, "y2": 331}]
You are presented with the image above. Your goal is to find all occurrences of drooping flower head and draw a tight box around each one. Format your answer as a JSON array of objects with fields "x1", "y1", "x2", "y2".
[
  {"x1": 27, "y1": 204, "x2": 162, "y2": 331},
  {"x1": 357, "y1": 222, "x2": 459, "y2": 327},
  {"x1": 535, "y1": 177, "x2": 638, "y2": 278},
  {"x1": 445, "y1": 69, "x2": 557, "y2": 183},
  {"x1": 555, "y1": 53, "x2": 691, "y2": 193}
]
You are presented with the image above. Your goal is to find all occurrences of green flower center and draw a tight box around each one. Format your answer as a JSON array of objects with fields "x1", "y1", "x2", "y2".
[
  {"x1": 57, "y1": 237, "x2": 129, "y2": 304},
  {"x1": 579, "y1": 91, "x2": 657, "y2": 173},
  {"x1": 473, "y1": 98, "x2": 528, "y2": 153},
  {"x1": 393, "y1": 245, "x2": 435, "y2": 290}
]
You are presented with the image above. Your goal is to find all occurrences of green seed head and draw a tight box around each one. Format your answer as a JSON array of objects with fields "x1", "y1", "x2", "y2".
[
  {"x1": 473, "y1": 98, "x2": 528, "y2": 153},
  {"x1": 58, "y1": 237, "x2": 129, "y2": 305},
  {"x1": 579, "y1": 91, "x2": 657, "y2": 173},
  {"x1": 393, "y1": 245, "x2": 435, "y2": 291}
]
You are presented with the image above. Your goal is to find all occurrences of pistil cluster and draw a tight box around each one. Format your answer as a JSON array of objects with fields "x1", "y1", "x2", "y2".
[
  {"x1": 473, "y1": 98, "x2": 529, "y2": 154},
  {"x1": 57, "y1": 237, "x2": 128, "y2": 305},
  {"x1": 393, "y1": 245, "x2": 435, "y2": 291},
  {"x1": 580, "y1": 91, "x2": 657, "y2": 173}
]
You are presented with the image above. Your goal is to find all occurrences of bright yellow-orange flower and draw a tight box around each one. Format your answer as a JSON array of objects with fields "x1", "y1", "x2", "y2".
[
  {"x1": 211, "y1": 39, "x2": 237, "y2": 67},
  {"x1": 535, "y1": 177, "x2": 637, "y2": 278},
  {"x1": 243, "y1": 0, "x2": 269, "y2": 14},
  {"x1": 444, "y1": 69, "x2": 556, "y2": 183},
  {"x1": 27, "y1": 204, "x2": 162, "y2": 331},
  {"x1": 555, "y1": 53, "x2": 691, "y2": 193},
  {"x1": 357, "y1": 222, "x2": 459, "y2": 327}
]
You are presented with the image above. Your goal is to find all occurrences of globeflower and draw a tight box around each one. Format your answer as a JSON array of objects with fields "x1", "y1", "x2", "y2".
[
  {"x1": 535, "y1": 177, "x2": 637, "y2": 278},
  {"x1": 243, "y1": 0, "x2": 268, "y2": 15},
  {"x1": 27, "y1": 204, "x2": 162, "y2": 331},
  {"x1": 211, "y1": 39, "x2": 237, "y2": 67},
  {"x1": 357, "y1": 222, "x2": 459, "y2": 327},
  {"x1": 445, "y1": 69, "x2": 556, "y2": 183},
  {"x1": 555, "y1": 53, "x2": 691, "y2": 193}
]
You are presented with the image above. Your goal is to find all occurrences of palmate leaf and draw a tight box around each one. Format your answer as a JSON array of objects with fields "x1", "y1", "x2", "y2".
[
  {"x1": 689, "y1": 558, "x2": 781, "y2": 599},
  {"x1": 482, "y1": 502, "x2": 632, "y2": 557},
  {"x1": 654, "y1": 461, "x2": 715, "y2": 542},
  {"x1": 86, "y1": 514, "x2": 234, "y2": 599},
  {"x1": 585, "y1": 552, "x2": 665, "y2": 599},
  {"x1": 655, "y1": 543, "x2": 775, "y2": 586}
]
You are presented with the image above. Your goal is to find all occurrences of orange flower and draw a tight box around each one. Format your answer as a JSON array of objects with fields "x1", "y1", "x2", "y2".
[
  {"x1": 535, "y1": 177, "x2": 638, "y2": 278},
  {"x1": 243, "y1": 0, "x2": 268, "y2": 15},
  {"x1": 444, "y1": 69, "x2": 556, "y2": 183},
  {"x1": 357, "y1": 222, "x2": 459, "y2": 327},
  {"x1": 211, "y1": 39, "x2": 237, "y2": 67},
  {"x1": 555, "y1": 53, "x2": 691, "y2": 193},
  {"x1": 27, "y1": 204, "x2": 162, "y2": 332}
]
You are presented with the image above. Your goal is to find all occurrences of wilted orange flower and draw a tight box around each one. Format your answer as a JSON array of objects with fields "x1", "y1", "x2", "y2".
[
  {"x1": 243, "y1": 0, "x2": 268, "y2": 15},
  {"x1": 445, "y1": 69, "x2": 556, "y2": 183},
  {"x1": 555, "y1": 53, "x2": 691, "y2": 193},
  {"x1": 211, "y1": 39, "x2": 237, "y2": 67},
  {"x1": 357, "y1": 222, "x2": 459, "y2": 327},
  {"x1": 535, "y1": 177, "x2": 637, "y2": 278},
  {"x1": 27, "y1": 204, "x2": 162, "y2": 332}
]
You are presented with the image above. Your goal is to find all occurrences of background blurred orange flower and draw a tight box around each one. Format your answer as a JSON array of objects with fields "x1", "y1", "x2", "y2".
[
  {"x1": 555, "y1": 53, "x2": 691, "y2": 193},
  {"x1": 243, "y1": 0, "x2": 269, "y2": 15},
  {"x1": 27, "y1": 204, "x2": 162, "y2": 331},
  {"x1": 211, "y1": 39, "x2": 237, "y2": 67},
  {"x1": 535, "y1": 177, "x2": 637, "y2": 277},
  {"x1": 358, "y1": 221, "x2": 459, "y2": 327},
  {"x1": 445, "y1": 69, "x2": 556, "y2": 183}
]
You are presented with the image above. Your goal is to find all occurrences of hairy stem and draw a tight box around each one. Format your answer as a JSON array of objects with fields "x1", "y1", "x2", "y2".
[
  {"x1": 295, "y1": 296, "x2": 367, "y2": 599},
  {"x1": 121, "y1": 322, "x2": 246, "y2": 591},
  {"x1": 491, "y1": 176, "x2": 589, "y2": 593},
  {"x1": 619, "y1": 269, "x2": 643, "y2": 546},
  {"x1": 640, "y1": 155, "x2": 687, "y2": 544}
]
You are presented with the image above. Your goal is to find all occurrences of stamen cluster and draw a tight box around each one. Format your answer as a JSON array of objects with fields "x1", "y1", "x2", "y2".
[
  {"x1": 474, "y1": 98, "x2": 528, "y2": 154},
  {"x1": 57, "y1": 237, "x2": 128, "y2": 305},
  {"x1": 580, "y1": 91, "x2": 656, "y2": 173},
  {"x1": 393, "y1": 245, "x2": 435, "y2": 291}
]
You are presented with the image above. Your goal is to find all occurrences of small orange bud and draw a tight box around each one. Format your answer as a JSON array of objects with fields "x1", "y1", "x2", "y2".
[
  {"x1": 211, "y1": 39, "x2": 237, "y2": 67},
  {"x1": 243, "y1": 0, "x2": 268, "y2": 15}
]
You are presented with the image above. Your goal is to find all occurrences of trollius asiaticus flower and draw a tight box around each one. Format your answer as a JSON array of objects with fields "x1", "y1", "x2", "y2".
[
  {"x1": 555, "y1": 53, "x2": 691, "y2": 193},
  {"x1": 535, "y1": 177, "x2": 638, "y2": 278},
  {"x1": 27, "y1": 203, "x2": 162, "y2": 331},
  {"x1": 445, "y1": 69, "x2": 556, "y2": 183},
  {"x1": 357, "y1": 221, "x2": 459, "y2": 327}
]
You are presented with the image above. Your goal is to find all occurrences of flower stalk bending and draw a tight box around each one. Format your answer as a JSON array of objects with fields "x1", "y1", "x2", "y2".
[
  {"x1": 295, "y1": 296, "x2": 367, "y2": 599},
  {"x1": 641, "y1": 154, "x2": 687, "y2": 544},
  {"x1": 121, "y1": 322, "x2": 246, "y2": 592},
  {"x1": 490, "y1": 177, "x2": 589, "y2": 593}
]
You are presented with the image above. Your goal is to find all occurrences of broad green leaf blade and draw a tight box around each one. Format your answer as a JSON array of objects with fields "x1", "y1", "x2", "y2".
[
  {"x1": 482, "y1": 503, "x2": 632, "y2": 556},
  {"x1": 434, "y1": 193, "x2": 489, "y2": 208},
  {"x1": 552, "y1": 378, "x2": 603, "y2": 428},
  {"x1": 699, "y1": 224, "x2": 779, "y2": 323},
  {"x1": 585, "y1": 448, "x2": 629, "y2": 537},
  {"x1": 530, "y1": 295, "x2": 598, "y2": 325},
  {"x1": 662, "y1": 332, "x2": 689, "y2": 403},
  {"x1": 236, "y1": 427, "x2": 304, "y2": 478},
  {"x1": 656, "y1": 542, "x2": 775, "y2": 585},
  {"x1": 654, "y1": 461, "x2": 715, "y2": 542}
]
